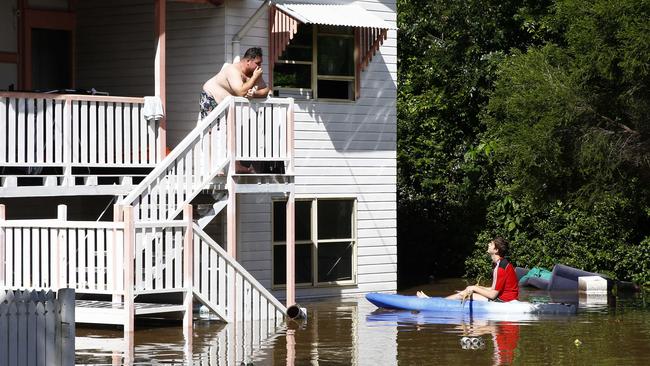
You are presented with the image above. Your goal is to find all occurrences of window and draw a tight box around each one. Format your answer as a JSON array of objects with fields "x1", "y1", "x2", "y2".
[
  {"x1": 273, "y1": 24, "x2": 355, "y2": 101},
  {"x1": 272, "y1": 198, "x2": 357, "y2": 287}
]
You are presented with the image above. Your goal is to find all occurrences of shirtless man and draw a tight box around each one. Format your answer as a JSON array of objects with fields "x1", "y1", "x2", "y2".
[
  {"x1": 201, "y1": 47, "x2": 270, "y2": 114},
  {"x1": 199, "y1": 47, "x2": 270, "y2": 173}
]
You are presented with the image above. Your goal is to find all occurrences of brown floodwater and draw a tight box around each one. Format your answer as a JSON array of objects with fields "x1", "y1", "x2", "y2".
[{"x1": 75, "y1": 279, "x2": 650, "y2": 365}]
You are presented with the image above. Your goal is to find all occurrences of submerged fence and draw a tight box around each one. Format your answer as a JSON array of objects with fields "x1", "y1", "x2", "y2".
[{"x1": 0, "y1": 288, "x2": 75, "y2": 366}]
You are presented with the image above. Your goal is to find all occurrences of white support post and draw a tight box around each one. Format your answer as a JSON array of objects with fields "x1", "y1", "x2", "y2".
[
  {"x1": 182, "y1": 204, "x2": 193, "y2": 333},
  {"x1": 62, "y1": 98, "x2": 73, "y2": 186},
  {"x1": 123, "y1": 206, "x2": 135, "y2": 335},
  {"x1": 286, "y1": 191, "x2": 295, "y2": 307},
  {"x1": 226, "y1": 100, "x2": 238, "y2": 322},
  {"x1": 155, "y1": 0, "x2": 167, "y2": 161},
  {"x1": 287, "y1": 100, "x2": 295, "y2": 175},
  {"x1": 226, "y1": 100, "x2": 237, "y2": 257},
  {"x1": 0, "y1": 204, "x2": 5, "y2": 287},
  {"x1": 54, "y1": 205, "x2": 67, "y2": 290},
  {"x1": 112, "y1": 204, "x2": 122, "y2": 303}
]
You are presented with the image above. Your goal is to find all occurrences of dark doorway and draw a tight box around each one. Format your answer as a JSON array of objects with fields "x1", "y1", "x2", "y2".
[{"x1": 31, "y1": 28, "x2": 72, "y2": 90}]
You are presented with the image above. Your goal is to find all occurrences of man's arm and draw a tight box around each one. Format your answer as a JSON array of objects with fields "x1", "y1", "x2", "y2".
[
  {"x1": 251, "y1": 78, "x2": 271, "y2": 98},
  {"x1": 226, "y1": 66, "x2": 260, "y2": 97}
]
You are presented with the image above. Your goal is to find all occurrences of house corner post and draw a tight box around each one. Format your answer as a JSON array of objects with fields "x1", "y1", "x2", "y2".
[
  {"x1": 286, "y1": 190, "x2": 295, "y2": 307},
  {"x1": 155, "y1": 0, "x2": 167, "y2": 160},
  {"x1": 182, "y1": 204, "x2": 193, "y2": 333},
  {"x1": 0, "y1": 204, "x2": 5, "y2": 287},
  {"x1": 123, "y1": 205, "x2": 135, "y2": 335}
]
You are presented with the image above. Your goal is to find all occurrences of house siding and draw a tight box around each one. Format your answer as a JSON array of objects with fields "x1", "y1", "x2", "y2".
[
  {"x1": 230, "y1": 0, "x2": 397, "y2": 299},
  {"x1": 76, "y1": 0, "x2": 155, "y2": 97},
  {"x1": 167, "y1": 2, "x2": 226, "y2": 147}
]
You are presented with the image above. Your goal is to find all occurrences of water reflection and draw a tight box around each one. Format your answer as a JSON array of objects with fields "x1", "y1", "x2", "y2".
[{"x1": 75, "y1": 284, "x2": 650, "y2": 365}]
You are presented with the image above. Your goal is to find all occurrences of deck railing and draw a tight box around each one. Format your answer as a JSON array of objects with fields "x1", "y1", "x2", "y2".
[
  {"x1": 120, "y1": 96, "x2": 230, "y2": 221},
  {"x1": 0, "y1": 92, "x2": 162, "y2": 188},
  {"x1": 234, "y1": 97, "x2": 294, "y2": 165},
  {"x1": 0, "y1": 207, "x2": 125, "y2": 297},
  {"x1": 192, "y1": 223, "x2": 286, "y2": 323},
  {"x1": 0, "y1": 204, "x2": 285, "y2": 323}
]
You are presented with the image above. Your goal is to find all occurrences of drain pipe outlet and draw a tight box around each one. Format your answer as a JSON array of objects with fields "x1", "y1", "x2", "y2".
[
  {"x1": 286, "y1": 304, "x2": 307, "y2": 320},
  {"x1": 231, "y1": 0, "x2": 272, "y2": 62}
]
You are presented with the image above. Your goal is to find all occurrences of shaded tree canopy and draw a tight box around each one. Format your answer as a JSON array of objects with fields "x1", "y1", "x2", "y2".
[{"x1": 398, "y1": 0, "x2": 650, "y2": 286}]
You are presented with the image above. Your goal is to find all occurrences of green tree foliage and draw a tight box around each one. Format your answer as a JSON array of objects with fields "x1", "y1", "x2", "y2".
[
  {"x1": 398, "y1": 0, "x2": 650, "y2": 286},
  {"x1": 397, "y1": 0, "x2": 553, "y2": 285},
  {"x1": 464, "y1": 0, "x2": 650, "y2": 284}
]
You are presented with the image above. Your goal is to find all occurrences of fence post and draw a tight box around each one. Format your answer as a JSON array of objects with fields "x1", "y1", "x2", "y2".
[
  {"x1": 112, "y1": 204, "x2": 123, "y2": 303},
  {"x1": 54, "y1": 205, "x2": 68, "y2": 290},
  {"x1": 183, "y1": 204, "x2": 193, "y2": 333},
  {"x1": 0, "y1": 204, "x2": 5, "y2": 287},
  {"x1": 123, "y1": 206, "x2": 135, "y2": 335},
  {"x1": 58, "y1": 288, "x2": 75, "y2": 366}
]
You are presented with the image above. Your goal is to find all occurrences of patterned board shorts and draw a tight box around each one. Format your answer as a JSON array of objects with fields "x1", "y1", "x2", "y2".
[{"x1": 199, "y1": 91, "x2": 220, "y2": 128}]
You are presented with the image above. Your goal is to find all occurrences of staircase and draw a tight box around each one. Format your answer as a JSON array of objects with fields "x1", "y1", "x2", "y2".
[{"x1": 0, "y1": 95, "x2": 295, "y2": 334}]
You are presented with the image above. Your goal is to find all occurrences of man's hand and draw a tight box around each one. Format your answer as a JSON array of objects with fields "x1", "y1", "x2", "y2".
[
  {"x1": 246, "y1": 86, "x2": 258, "y2": 98},
  {"x1": 252, "y1": 66, "x2": 263, "y2": 80}
]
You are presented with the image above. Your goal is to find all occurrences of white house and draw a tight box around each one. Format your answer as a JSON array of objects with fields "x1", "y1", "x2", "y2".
[{"x1": 0, "y1": 0, "x2": 396, "y2": 333}]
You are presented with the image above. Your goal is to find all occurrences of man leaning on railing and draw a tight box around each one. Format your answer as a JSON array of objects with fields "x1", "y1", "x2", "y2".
[{"x1": 200, "y1": 47, "x2": 271, "y2": 174}]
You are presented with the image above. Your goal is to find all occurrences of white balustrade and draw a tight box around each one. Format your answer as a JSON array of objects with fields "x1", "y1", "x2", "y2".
[
  {"x1": 0, "y1": 92, "x2": 161, "y2": 170},
  {"x1": 0, "y1": 219, "x2": 125, "y2": 297}
]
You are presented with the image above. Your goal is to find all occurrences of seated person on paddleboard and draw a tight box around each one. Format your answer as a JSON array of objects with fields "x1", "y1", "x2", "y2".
[{"x1": 417, "y1": 237, "x2": 519, "y2": 302}]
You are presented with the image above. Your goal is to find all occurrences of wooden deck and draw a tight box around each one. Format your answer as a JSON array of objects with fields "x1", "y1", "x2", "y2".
[{"x1": 76, "y1": 300, "x2": 186, "y2": 325}]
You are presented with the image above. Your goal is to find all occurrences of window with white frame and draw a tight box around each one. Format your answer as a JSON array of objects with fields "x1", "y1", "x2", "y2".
[
  {"x1": 273, "y1": 24, "x2": 356, "y2": 101},
  {"x1": 272, "y1": 198, "x2": 357, "y2": 287}
]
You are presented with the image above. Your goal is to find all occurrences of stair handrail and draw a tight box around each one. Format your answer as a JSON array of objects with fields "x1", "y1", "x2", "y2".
[
  {"x1": 192, "y1": 223, "x2": 287, "y2": 315},
  {"x1": 120, "y1": 96, "x2": 234, "y2": 211}
]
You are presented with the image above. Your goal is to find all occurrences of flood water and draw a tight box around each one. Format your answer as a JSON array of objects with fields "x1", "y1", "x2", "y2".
[{"x1": 76, "y1": 279, "x2": 650, "y2": 365}]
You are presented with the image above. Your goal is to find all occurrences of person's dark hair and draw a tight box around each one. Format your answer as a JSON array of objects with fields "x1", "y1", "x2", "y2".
[
  {"x1": 243, "y1": 47, "x2": 263, "y2": 60},
  {"x1": 491, "y1": 237, "x2": 509, "y2": 257}
]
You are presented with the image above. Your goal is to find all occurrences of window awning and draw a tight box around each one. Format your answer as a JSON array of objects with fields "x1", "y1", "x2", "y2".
[
  {"x1": 270, "y1": 1, "x2": 396, "y2": 73},
  {"x1": 273, "y1": 2, "x2": 397, "y2": 30}
]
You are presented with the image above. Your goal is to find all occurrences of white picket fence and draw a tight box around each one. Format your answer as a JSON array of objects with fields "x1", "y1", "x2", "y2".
[
  {"x1": 234, "y1": 98, "x2": 293, "y2": 162},
  {"x1": 0, "y1": 288, "x2": 75, "y2": 366}
]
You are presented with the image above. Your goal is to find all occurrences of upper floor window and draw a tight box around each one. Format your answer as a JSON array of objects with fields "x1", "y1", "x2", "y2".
[{"x1": 273, "y1": 24, "x2": 355, "y2": 101}]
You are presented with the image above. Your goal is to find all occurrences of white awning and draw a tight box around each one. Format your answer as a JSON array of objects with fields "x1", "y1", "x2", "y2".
[{"x1": 273, "y1": 2, "x2": 397, "y2": 30}]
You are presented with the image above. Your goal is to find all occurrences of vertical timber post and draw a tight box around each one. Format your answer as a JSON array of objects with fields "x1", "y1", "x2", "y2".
[
  {"x1": 182, "y1": 204, "x2": 193, "y2": 334},
  {"x1": 58, "y1": 288, "x2": 75, "y2": 366},
  {"x1": 112, "y1": 204, "x2": 123, "y2": 303},
  {"x1": 123, "y1": 206, "x2": 135, "y2": 336},
  {"x1": 155, "y1": 0, "x2": 167, "y2": 160},
  {"x1": 0, "y1": 204, "x2": 5, "y2": 287},
  {"x1": 286, "y1": 190, "x2": 295, "y2": 307},
  {"x1": 226, "y1": 99, "x2": 237, "y2": 322},
  {"x1": 55, "y1": 204, "x2": 68, "y2": 290}
]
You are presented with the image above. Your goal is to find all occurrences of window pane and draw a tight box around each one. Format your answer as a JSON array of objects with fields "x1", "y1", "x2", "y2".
[
  {"x1": 317, "y1": 36, "x2": 354, "y2": 76},
  {"x1": 318, "y1": 241, "x2": 353, "y2": 282},
  {"x1": 273, "y1": 63, "x2": 312, "y2": 89},
  {"x1": 278, "y1": 24, "x2": 313, "y2": 61},
  {"x1": 317, "y1": 79, "x2": 354, "y2": 100},
  {"x1": 318, "y1": 199, "x2": 353, "y2": 239},
  {"x1": 273, "y1": 200, "x2": 312, "y2": 242},
  {"x1": 273, "y1": 244, "x2": 313, "y2": 285}
]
